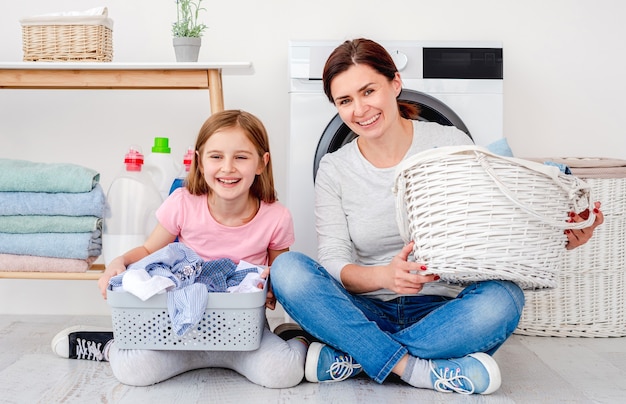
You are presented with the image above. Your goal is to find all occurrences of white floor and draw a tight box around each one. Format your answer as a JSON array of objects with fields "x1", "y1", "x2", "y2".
[{"x1": 1, "y1": 314, "x2": 626, "y2": 403}]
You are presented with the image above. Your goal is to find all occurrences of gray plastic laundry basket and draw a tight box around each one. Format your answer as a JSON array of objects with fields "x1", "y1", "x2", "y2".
[{"x1": 107, "y1": 286, "x2": 266, "y2": 350}]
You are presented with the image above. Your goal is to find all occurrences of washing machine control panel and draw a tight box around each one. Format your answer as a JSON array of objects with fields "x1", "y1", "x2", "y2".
[{"x1": 389, "y1": 50, "x2": 408, "y2": 71}]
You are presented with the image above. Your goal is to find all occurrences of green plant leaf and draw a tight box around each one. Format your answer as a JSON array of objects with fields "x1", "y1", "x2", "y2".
[{"x1": 172, "y1": 0, "x2": 208, "y2": 38}]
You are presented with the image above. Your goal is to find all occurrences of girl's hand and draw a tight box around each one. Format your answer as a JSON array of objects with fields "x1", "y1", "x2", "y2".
[
  {"x1": 384, "y1": 242, "x2": 439, "y2": 294},
  {"x1": 260, "y1": 267, "x2": 276, "y2": 310},
  {"x1": 565, "y1": 201, "x2": 604, "y2": 250},
  {"x1": 98, "y1": 256, "x2": 127, "y2": 299}
]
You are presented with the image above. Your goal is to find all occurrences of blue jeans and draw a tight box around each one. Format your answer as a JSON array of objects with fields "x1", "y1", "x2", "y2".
[{"x1": 271, "y1": 251, "x2": 525, "y2": 383}]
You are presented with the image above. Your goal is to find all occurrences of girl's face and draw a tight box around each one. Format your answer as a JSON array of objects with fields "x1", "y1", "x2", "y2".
[
  {"x1": 198, "y1": 126, "x2": 268, "y2": 202},
  {"x1": 329, "y1": 63, "x2": 402, "y2": 141}
]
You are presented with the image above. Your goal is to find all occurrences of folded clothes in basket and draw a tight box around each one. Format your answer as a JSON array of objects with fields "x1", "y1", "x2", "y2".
[
  {"x1": 0, "y1": 159, "x2": 100, "y2": 193},
  {"x1": 109, "y1": 242, "x2": 263, "y2": 336},
  {"x1": 0, "y1": 215, "x2": 101, "y2": 234},
  {"x1": 0, "y1": 254, "x2": 96, "y2": 273},
  {"x1": 0, "y1": 230, "x2": 101, "y2": 260},
  {"x1": 0, "y1": 184, "x2": 106, "y2": 217}
]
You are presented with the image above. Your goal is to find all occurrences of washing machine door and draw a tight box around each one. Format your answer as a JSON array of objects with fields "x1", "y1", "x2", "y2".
[{"x1": 313, "y1": 89, "x2": 473, "y2": 180}]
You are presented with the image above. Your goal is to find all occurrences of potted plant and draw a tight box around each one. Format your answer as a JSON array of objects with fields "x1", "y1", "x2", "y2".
[{"x1": 172, "y1": 0, "x2": 208, "y2": 62}]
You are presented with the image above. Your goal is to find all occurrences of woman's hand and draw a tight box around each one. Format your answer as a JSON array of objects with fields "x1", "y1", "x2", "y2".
[
  {"x1": 384, "y1": 242, "x2": 439, "y2": 294},
  {"x1": 98, "y1": 256, "x2": 127, "y2": 299},
  {"x1": 260, "y1": 267, "x2": 276, "y2": 310},
  {"x1": 565, "y1": 201, "x2": 604, "y2": 250}
]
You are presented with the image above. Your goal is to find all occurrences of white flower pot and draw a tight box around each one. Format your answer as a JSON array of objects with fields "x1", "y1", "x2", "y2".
[{"x1": 173, "y1": 37, "x2": 201, "y2": 62}]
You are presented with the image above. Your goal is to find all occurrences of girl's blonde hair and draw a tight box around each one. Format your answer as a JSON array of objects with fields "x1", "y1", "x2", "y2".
[{"x1": 186, "y1": 110, "x2": 277, "y2": 203}]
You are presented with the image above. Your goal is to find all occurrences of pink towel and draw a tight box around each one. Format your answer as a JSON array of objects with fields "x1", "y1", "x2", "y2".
[{"x1": 0, "y1": 254, "x2": 96, "y2": 273}]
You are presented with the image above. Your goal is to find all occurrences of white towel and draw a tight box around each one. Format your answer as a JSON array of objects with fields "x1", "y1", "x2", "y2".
[
  {"x1": 36, "y1": 7, "x2": 107, "y2": 17},
  {"x1": 121, "y1": 268, "x2": 176, "y2": 301}
]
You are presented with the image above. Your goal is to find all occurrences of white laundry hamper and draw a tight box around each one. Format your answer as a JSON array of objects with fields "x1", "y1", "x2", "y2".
[
  {"x1": 515, "y1": 157, "x2": 626, "y2": 337},
  {"x1": 393, "y1": 146, "x2": 595, "y2": 290}
]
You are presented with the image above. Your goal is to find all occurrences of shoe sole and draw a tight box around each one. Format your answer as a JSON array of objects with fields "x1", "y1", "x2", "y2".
[
  {"x1": 273, "y1": 323, "x2": 318, "y2": 343},
  {"x1": 51, "y1": 325, "x2": 112, "y2": 358},
  {"x1": 304, "y1": 342, "x2": 325, "y2": 382},
  {"x1": 468, "y1": 352, "x2": 501, "y2": 395},
  {"x1": 273, "y1": 323, "x2": 304, "y2": 339}
]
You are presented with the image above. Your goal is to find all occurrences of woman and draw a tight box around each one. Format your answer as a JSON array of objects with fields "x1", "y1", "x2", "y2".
[{"x1": 271, "y1": 38, "x2": 603, "y2": 395}]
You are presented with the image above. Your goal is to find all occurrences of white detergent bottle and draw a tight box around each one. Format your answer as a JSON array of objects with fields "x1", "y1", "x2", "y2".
[
  {"x1": 169, "y1": 146, "x2": 194, "y2": 195},
  {"x1": 102, "y1": 146, "x2": 163, "y2": 266},
  {"x1": 144, "y1": 137, "x2": 180, "y2": 201}
]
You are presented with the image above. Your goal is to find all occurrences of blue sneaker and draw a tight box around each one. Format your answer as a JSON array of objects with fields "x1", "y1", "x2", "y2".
[
  {"x1": 305, "y1": 342, "x2": 362, "y2": 382},
  {"x1": 429, "y1": 353, "x2": 501, "y2": 395}
]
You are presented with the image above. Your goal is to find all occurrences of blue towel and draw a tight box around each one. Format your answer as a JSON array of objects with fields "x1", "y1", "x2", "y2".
[
  {"x1": 0, "y1": 230, "x2": 102, "y2": 259},
  {"x1": 0, "y1": 216, "x2": 101, "y2": 234},
  {"x1": 486, "y1": 138, "x2": 514, "y2": 157},
  {"x1": 0, "y1": 184, "x2": 106, "y2": 217},
  {"x1": 543, "y1": 161, "x2": 572, "y2": 175},
  {"x1": 0, "y1": 158, "x2": 100, "y2": 193}
]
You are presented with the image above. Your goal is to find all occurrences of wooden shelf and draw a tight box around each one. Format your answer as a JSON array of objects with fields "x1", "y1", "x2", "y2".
[
  {"x1": 0, "y1": 62, "x2": 253, "y2": 280},
  {"x1": 0, "y1": 265, "x2": 104, "y2": 280},
  {"x1": 0, "y1": 62, "x2": 253, "y2": 114}
]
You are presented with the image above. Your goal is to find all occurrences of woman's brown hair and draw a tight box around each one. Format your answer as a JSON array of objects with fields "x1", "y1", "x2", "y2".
[{"x1": 322, "y1": 38, "x2": 419, "y2": 119}]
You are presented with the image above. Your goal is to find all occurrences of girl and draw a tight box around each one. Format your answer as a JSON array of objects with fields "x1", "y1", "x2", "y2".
[{"x1": 52, "y1": 110, "x2": 307, "y2": 388}]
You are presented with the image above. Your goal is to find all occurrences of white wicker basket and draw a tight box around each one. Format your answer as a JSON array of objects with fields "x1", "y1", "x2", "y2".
[
  {"x1": 515, "y1": 158, "x2": 626, "y2": 337},
  {"x1": 394, "y1": 146, "x2": 595, "y2": 290}
]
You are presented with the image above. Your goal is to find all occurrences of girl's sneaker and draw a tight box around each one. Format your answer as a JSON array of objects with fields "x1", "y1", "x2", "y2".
[
  {"x1": 305, "y1": 342, "x2": 362, "y2": 382},
  {"x1": 51, "y1": 326, "x2": 114, "y2": 362}
]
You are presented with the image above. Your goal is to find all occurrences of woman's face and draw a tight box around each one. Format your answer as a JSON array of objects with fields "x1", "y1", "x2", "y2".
[
  {"x1": 329, "y1": 63, "x2": 402, "y2": 141},
  {"x1": 198, "y1": 126, "x2": 268, "y2": 203}
]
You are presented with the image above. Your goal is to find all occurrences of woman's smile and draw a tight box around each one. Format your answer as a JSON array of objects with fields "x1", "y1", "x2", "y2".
[{"x1": 357, "y1": 113, "x2": 381, "y2": 127}]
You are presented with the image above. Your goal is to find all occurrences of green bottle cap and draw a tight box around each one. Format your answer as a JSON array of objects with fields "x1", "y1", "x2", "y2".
[{"x1": 152, "y1": 137, "x2": 171, "y2": 153}]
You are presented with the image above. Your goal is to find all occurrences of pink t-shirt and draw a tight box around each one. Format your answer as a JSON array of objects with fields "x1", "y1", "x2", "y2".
[{"x1": 156, "y1": 188, "x2": 294, "y2": 266}]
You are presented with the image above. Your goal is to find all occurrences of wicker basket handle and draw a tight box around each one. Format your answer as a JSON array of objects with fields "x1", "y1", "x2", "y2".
[
  {"x1": 394, "y1": 145, "x2": 595, "y2": 243},
  {"x1": 473, "y1": 149, "x2": 595, "y2": 229}
]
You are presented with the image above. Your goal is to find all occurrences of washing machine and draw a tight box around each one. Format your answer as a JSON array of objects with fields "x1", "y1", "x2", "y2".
[{"x1": 287, "y1": 40, "x2": 504, "y2": 259}]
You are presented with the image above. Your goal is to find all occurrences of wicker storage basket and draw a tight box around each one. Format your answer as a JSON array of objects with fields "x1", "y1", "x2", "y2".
[
  {"x1": 515, "y1": 157, "x2": 626, "y2": 337},
  {"x1": 394, "y1": 146, "x2": 595, "y2": 290},
  {"x1": 107, "y1": 286, "x2": 266, "y2": 351},
  {"x1": 20, "y1": 7, "x2": 113, "y2": 62}
]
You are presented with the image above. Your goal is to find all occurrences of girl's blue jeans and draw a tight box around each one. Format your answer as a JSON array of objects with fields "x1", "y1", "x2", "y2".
[{"x1": 271, "y1": 251, "x2": 525, "y2": 383}]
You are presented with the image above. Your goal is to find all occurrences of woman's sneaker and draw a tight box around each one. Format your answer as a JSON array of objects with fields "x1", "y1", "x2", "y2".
[
  {"x1": 51, "y1": 326, "x2": 114, "y2": 362},
  {"x1": 429, "y1": 353, "x2": 501, "y2": 395},
  {"x1": 305, "y1": 342, "x2": 362, "y2": 382}
]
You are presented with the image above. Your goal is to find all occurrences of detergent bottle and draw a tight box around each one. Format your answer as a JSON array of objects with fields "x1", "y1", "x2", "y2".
[
  {"x1": 169, "y1": 146, "x2": 194, "y2": 195},
  {"x1": 102, "y1": 146, "x2": 163, "y2": 266},
  {"x1": 144, "y1": 137, "x2": 180, "y2": 201}
]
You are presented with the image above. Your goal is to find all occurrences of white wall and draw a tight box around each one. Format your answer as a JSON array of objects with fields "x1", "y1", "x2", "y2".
[{"x1": 1, "y1": 0, "x2": 625, "y2": 315}]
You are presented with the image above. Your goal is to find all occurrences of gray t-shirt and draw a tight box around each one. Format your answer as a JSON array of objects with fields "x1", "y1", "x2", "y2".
[{"x1": 315, "y1": 121, "x2": 473, "y2": 300}]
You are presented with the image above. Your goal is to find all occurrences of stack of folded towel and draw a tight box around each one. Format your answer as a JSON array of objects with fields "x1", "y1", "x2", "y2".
[{"x1": 0, "y1": 158, "x2": 106, "y2": 273}]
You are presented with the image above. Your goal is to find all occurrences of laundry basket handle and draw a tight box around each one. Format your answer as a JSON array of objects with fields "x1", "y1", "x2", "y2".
[
  {"x1": 393, "y1": 146, "x2": 595, "y2": 244},
  {"x1": 473, "y1": 149, "x2": 595, "y2": 229}
]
